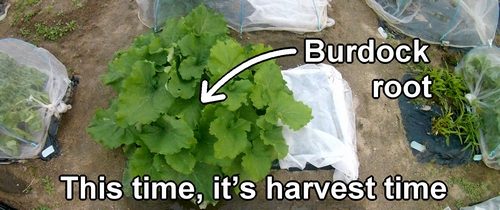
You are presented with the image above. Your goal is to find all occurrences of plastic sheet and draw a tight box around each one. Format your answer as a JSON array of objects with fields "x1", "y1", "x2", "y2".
[
  {"x1": 455, "y1": 45, "x2": 500, "y2": 170},
  {"x1": 461, "y1": 196, "x2": 500, "y2": 210},
  {"x1": 280, "y1": 64, "x2": 358, "y2": 182},
  {"x1": 136, "y1": 0, "x2": 335, "y2": 33},
  {"x1": 366, "y1": 0, "x2": 498, "y2": 48},
  {"x1": 0, "y1": 38, "x2": 70, "y2": 160}
]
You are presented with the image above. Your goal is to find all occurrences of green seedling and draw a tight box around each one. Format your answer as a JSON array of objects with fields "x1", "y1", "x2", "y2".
[
  {"x1": 41, "y1": 175, "x2": 54, "y2": 195},
  {"x1": 413, "y1": 60, "x2": 481, "y2": 154}
]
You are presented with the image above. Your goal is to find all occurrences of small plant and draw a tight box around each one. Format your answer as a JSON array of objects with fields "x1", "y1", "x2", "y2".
[
  {"x1": 32, "y1": 205, "x2": 51, "y2": 210},
  {"x1": 23, "y1": 10, "x2": 36, "y2": 23},
  {"x1": 449, "y1": 177, "x2": 487, "y2": 203},
  {"x1": 45, "y1": 6, "x2": 54, "y2": 14},
  {"x1": 20, "y1": 28, "x2": 31, "y2": 37},
  {"x1": 41, "y1": 175, "x2": 55, "y2": 195},
  {"x1": 34, "y1": 20, "x2": 77, "y2": 41},
  {"x1": 413, "y1": 61, "x2": 481, "y2": 154}
]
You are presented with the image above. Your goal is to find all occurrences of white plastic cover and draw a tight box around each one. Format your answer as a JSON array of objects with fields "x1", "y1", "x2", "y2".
[
  {"x1": 455, "y1": 45, "x2": 500, "y2": 170},
  {"x1": 136, "y1": 0, "x2": 335, "y2": 33},
  {"x1": 460, "y1": 196, "x2": 500, "y2": 210},
  {"x1": 206, "y1": 0, "x2": 335, "y2": 33},
  {"x1": 366, "y1": 0, "x2": 498, "y2": 48},
  {"x1": 0, "y1": 38, "x2": 70, "y2": 160},
  {"x1": 280, "y1": 64, "x2": 359, "y2": 182}
]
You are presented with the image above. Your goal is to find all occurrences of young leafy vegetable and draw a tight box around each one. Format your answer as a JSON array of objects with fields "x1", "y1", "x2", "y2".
[
  {"x1": 414, "y1": 64, "x2": 480, "y2": 154},
  {"x1": 456, "y1": 52, "x2": 500, "y2": 160},
  {"x1": 0, "y1": 52, "x2": 49, "y2": 157},
  {"x1": 87, "y1": 4, "x2": 313, "y2": 205}
]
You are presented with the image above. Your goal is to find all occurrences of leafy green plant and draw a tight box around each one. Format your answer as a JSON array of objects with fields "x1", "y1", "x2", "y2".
[
  {"x1": 457, "y1": 52, "x2": 500, "y2": 160},
  {"x1": 20, "y1": 28, "x2": 31, "y2": 37},
  {"x1": 0, "y1": 52, "x2": 48, "y2": 157},
  {"x1": 41, "y1": 175, "x2": 55, "y2": 195},
  {"x1": 23, "y1": 10, "x2": 36, "y2": 23},
  {"x1": 449, "y1": 177, "x2": 487, "y2": 203},
  {"x1": 87, "y1": 5, "x2": 312, "y2": 206},
  {"x1": 34, "y1": 20, "x2": 77, "y2": 41},
  {"x1": 414, "y1": 63, "x2": 480, "y2": 153},
  {"x1": 9, "y1": 0, "x2": 77, "y2": 41}
]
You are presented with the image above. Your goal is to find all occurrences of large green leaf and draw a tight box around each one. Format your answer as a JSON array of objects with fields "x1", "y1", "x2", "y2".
[
  {"x1": 183, "y1": 4, "x2": 228, "y2": 37},
  {"x1": 165, "y1": 148, "x2": 196, "y2": 175},
  {"x1": 207, "y1": 39, "x2": 247, "y2": 79},
  {"x1": 87, "y1": 99, "x2": 138, "y2": 149},
  {"x1": 210, "y1": 107, "x2": 251, "y2": 159},
  {"x1": 115, "y1": 61, "x2": 174, "y2": 126},
  {"x1": 178, "y1": 33, "x2": 217, "y2": 66},
  {"x1": 167, "y1": 96, "x2": 204, "y2": 130},
  {"x1": 250, "y1": 62, "x2": 288, "y2": 109},
  {"x1": 220, "y1": 80, "x2": 253, "y2": 111},
  {"x1": 265, "y1": 92, "x2": 313, "y2": 131},
  {"x1": 241, "y1": 138, "x2": 276, "y2": 181},
  {"x1": 159, "y1": 17, "x2": 188, "y2": 45},
  {"x1": 256, "y1": 117, "x2": 289, "y2": 159},
  {"x1": 194, "y1": 108, "x2": 233, "y2": 167},
  {"x1": 165, "y1": 62, "x2": 198, "y2": 99},
  {"x1": 140, "y1": 115, "x2": 196, "y2": 155},
  {"x1": 128, "y1": 147, "x2": 169, "y2": 181},
  {"x1": 102, "y1": 46, "x2": 148, "y2": 92},
  {"x1": 178, "y1": 56, "x2": 205, "y2": 80}
]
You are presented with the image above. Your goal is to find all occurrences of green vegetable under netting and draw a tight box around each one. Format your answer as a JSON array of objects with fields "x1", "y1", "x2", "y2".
[
  {"x1": 0, "y1": 52, "x2": 49, "y2": 157},
  {"x1": 457, "y1": 52, "x2": 500, "y2": 159},
  {"x1": 87, "y1": 4, "x2": 313, "y2": 206}
]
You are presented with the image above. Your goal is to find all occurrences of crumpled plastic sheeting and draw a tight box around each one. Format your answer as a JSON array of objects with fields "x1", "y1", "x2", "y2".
[
  {"x1": 461, "y1": 196, "x2": 500, "y2": 210},
  {"x1": 280, "y1": 64, "x2": 359, "y2": 182}
]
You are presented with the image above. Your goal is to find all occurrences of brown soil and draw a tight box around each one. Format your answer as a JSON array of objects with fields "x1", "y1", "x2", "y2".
[{"x1": 1, "y1": 0, "x2": 499, "y2": 210}]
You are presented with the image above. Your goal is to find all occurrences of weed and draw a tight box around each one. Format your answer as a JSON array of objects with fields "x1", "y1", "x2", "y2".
[
  {"x1": 10, "y1": 14, "x2": 20, "y2": 26},
  {"x1": 40, "y1": 175, "x2": 55, "y2": 195},
  {"x1": 28, "y1": 0, "x2": 42, "y2": 7},
  {"x1": 413, "y1": 62, "x2": 481, "y2": 154},
  {"x1": 411, "y1": 97, "x2": 434, "y2": 106},
  {"x1": 455, "y1": 199, "x2": 464, "y2": 208},
  {"x1": 45, "y1": 6, "x2": 54, "y2": 14},
  {"x1": 23, "y1": 10, "x2": 36, "y2": 23},
  {"x1": 68, "y1": 67, "x2": 76, "y2": 75},
  {"x1": 76, "y1": 3, "x2": 83, "y2": 9},
  {"x1": 56, "y1": 9, "x2": 64, "y2": 16},
  {"x1": 449, "y1": 177, "x2": 486, "y2": 203},
  {"x1": 20, "y1": 28, "x2": 31, "y2": 37},
  {"x1": 32, "y1": 205, "x2": 51, "y2": 210},
  {"x1": 34, "y1": 20, "x2": 77, "y2": 41}
]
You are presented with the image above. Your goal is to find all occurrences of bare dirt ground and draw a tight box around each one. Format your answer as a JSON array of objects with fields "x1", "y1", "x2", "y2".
[{"x1": 1, "y1": 0, "x2": 499, "y2": 209}]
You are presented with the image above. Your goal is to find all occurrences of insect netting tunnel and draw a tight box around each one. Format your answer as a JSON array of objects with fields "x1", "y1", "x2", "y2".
[
  {"x1": 366, "y1": 0, "x2": 499, "y2": 48},
  {"x1": 136, "y1": 0, "x2": 335, "y2": 33},
  {"x1": 0, "y1": 38, "x2": 70, "y2": 161}
]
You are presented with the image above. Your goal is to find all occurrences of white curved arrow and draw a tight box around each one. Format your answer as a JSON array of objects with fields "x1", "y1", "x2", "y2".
[{"x1": 200, "y1": 48, "x2": 298, "y2": 104}]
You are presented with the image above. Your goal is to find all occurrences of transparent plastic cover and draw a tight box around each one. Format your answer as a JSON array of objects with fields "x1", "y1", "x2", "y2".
[
  {"x1": 136, "y1": 0, "x2": 335, "y2": 33},
  {"x1": 0, "y1": 38, "x2": 70, "y2": 160},
  {"x1": 280, "y1": 64, "x2": 359, "y2": 182},
  {"x1": 366, "y1": 0, "x2": 498, "y2": 48},
  {"x1": 455, "y1": 45, "x2": 500, "y2": 170}
]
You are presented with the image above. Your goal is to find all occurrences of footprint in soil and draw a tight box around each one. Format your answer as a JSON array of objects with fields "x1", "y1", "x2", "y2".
[{"x1": 0, "y1": 168, "x2": 28, "y2": 194}]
